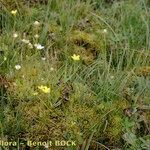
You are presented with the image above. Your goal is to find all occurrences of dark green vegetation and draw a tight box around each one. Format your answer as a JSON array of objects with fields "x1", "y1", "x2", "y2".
[{"x1": 0, "y1": 0, "x2": 150, "y2": 149}]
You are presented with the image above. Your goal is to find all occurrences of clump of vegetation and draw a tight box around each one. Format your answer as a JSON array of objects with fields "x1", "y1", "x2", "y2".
[
  {"x1": 136, "y1": 66, "x2": 150, "y2": 77},
  {"x1": 68, "y1": 30, "x2": 102, "y2": 64}
]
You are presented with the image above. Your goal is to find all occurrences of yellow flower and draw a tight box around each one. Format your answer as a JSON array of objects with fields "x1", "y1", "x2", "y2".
[
  {"x1": 11, "y1": 10, "x2": 17, "y2": 16},
  {"x1": 71, "y1": 54, "x2": 80, "y2": 61},
  {"x1": 38, "y1": 85, "x2": 50, "y2": 94}
]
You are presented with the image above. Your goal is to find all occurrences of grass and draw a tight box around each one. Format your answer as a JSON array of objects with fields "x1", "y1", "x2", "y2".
[{"x1": 0, "y1": 0, "x2": 150, "y2": 149}]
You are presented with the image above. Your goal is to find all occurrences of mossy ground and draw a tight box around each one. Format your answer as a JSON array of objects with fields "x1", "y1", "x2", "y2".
[{"x1": 0, "y1": 0, "x2": 150, "y2": 150}]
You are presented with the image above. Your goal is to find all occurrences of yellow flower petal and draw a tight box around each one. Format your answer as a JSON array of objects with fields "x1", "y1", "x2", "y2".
[
  {"x1": 37, "y1": 85, "x2": 50, "y2": 94},
  {"x1": 11, "y1": 10, "x2": 17, "y2": 16},
  {"x1": 71, "y1": 54, "x2": 80, "y2": 61}
]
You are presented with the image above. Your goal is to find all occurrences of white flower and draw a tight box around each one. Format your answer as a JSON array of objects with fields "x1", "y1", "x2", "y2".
[
  {"x1": 34, "y1": 34, "x2": 39, "y2": 38},
  {"x1": 4, "y1": 56, "x2": 7, "y2": 61},
  {"x1": 103, "y1": 29, "x2": 107, "y2": 33},
  {"x1": 50, "y1": 67, "x2": 54, "y2": 71},
  {"x1": 44, "y1": 144, "x2": 49, "y2": 148},
  {"x1": 28, "y1": 43, "x2": 33, "y2": 49},
  {"x1": 21, "y1": 39, "x2": 30, "y2": 44},
  {"x1": 34, "y1": 21, "x2": 40, "y2": 26},
  {"x1": 15, "y1": 65, "x2": 21, "y2": 70},
  {"x1": 13, "y1": 33, "x2": 18, "y2": 38},
  {"x1": 110, "y1": 76, "x2": 114, "y2": 79},
  {"x1": 34, "y1": 44, "x2": 38, "y2": 47},
  {"x1": 41, "y1": 57, "x2": 46, "y2": 61},
  {"x1": 34, "y1": 43, "x2": 44, "y2": 50}
]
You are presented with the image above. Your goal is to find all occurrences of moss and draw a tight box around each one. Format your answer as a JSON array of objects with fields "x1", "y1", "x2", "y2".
[
  {"x1": 68, "y1": 30, "x2": 102, "y2": 64},
  {"x1": 64, "y1": 104, "x2": 100, "y2": 142},
  {"x1": 1, "y1": 0, "x2": 24, "y2": 9},
  {"x1": 106, "y1": 114, "x2": 123, "y2": 141},
  {"x1": 95, "y1": 99, "x2": 130, "y2": 145},
  {"x1": 70, "y1": 30, "x2": 99, "y2": 50},
  {"x1": 48, "y1": 22, "x2": 62, "y2": 34},
  {"x1": 4, "y1": 100, "x2": 65, "y2": 141},
  {"x1": 136, "y1": 66, "x2": 150, "y2": 77}
]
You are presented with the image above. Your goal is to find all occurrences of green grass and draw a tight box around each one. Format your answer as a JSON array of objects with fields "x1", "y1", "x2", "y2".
[{"x1": 0, "y1": 0, "x2": 150, "y2": 150}]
